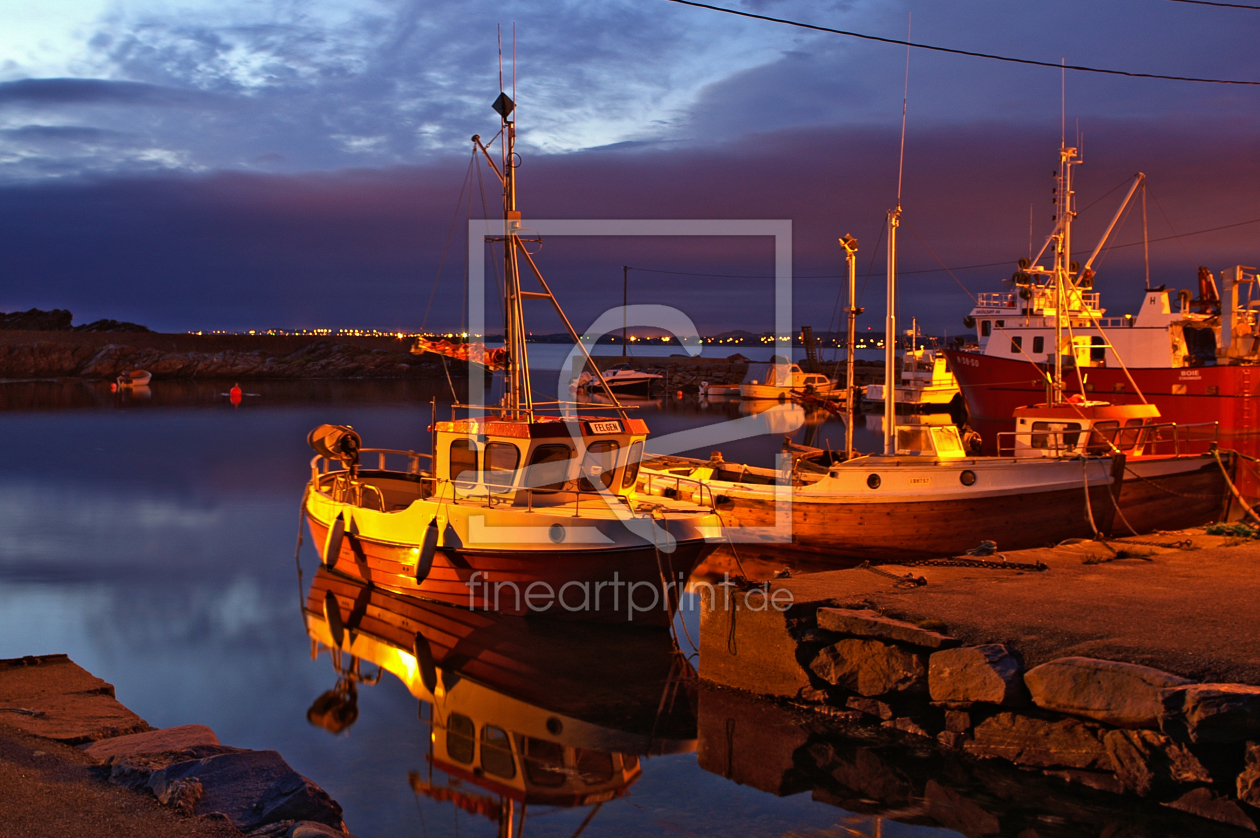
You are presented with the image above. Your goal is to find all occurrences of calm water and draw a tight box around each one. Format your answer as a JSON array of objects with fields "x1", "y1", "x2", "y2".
[{"x1": 0, "y1": 378, "x2": 1211, "y2": 838}]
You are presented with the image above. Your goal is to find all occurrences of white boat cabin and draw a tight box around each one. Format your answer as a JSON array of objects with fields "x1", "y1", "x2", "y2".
[
  {"x1": 966, "y1": 266, "x2": 1260, "y2": 369},
  {"x1": 1007, "y1": 401, "x2": 1162, "y2": 458},
  {"x1": 432, "y1": 416, "x2": 649, "y2": 503}
]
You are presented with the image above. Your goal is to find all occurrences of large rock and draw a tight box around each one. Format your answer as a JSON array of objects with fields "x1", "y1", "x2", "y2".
[
  {"x1": 1025, "y1": 657, "x2": 1192, "y2": 728},
  {"x1": 1163, "y1": 787, "x2": 1258, "y2": 832},
  {"x1": 929, "y1": 644, "x2": 1026, "y2": 707},
  {"x1": 924, "y1": 779, "x2": 1002, "y2": 837},
  {"x1": 1238, "y1": 742, "x2": 1260, "y2": 806},
  {"x1": 815, "y1": 608, "x2": 956, "y2": 650},
  {"x1": 1102, "y1": 729, "x2": 1211, "y2": 796},
  {"x1": 0, "y1": 654, "x2": 149, "y2": 744},
  {"x1": 964, "y1": 712, "x2": 1112, "y2": 770},
  {"x1": 810, "y1": 638, "x2": 927, "y2": 697},
  {"x1": 699, "y1": 590, "x2": 814, "y2": 698},
  {"x1": 82, "y1": 724, "x2": 221, "y2": 761},
  {"x1": 148, "y1": 749, "x2": 345, "y2": 832},
  {"x1": 1160, "y1": 683, "x2": 1260, "y2": 743}
]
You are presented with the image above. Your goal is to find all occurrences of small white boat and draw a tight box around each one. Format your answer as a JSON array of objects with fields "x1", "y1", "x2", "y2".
[
  {"x1": 116, "y1": 370, "x2": 151, "y2": 388},
  {"x1": 739, "y1": 359, "x2": 841, "y2": 400},
  {"x1": 580, "y1": 363, "x2": 662, "y2": 396},
  {"x1": 864, "y1": 348, "x2": 959, "y2": 408}
]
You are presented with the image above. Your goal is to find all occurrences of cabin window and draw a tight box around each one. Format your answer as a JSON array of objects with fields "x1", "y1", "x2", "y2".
[
  {"x1": 622, "y1": 440, "x2": 645, "y2": 489},
  {"x1": 1010, "y1": 336, "x2": 1022, "y2": 353},
  {"x1": 484, "y1": 442, "x2": 520, "y2": 490},
  {"x1": 1032, "y1": 336, "x2": 1045, "y2": 354},
  {"x1": 995, "y1": 320, "x2": 1005, "y2": 328},
  {"x1": 1118, "y1": 418, "x2": 1147, "y2": 451},
  {"x1": 449, "y1": 439, "x2": 478, "y2": 484},
  {"x1": 1091, "y1": 336, "x2": 1106, "y2": 364},
  {"x1": 579, "y1": 441, "x2": 620, "y2": 491},
  {"x1": 1030, "y1": 421, "x2": 1082, "y2": 451},
  {"x1": 896, "y1": 427, "x2": 932, "y2": 454},
  {"x1": 525, "y1": 444, "x2": 575, "y2": 491},
  {"x1": 575, "y1": 749, "x2": 615, "y2": 784},
  {"x1": 931, "y1": 427, "x2": 965, "y2": 456},
  {"x1": 523, "y1": 738, "x2": 567, "y2": 787},
  {"x1": 1086, "y1": 420, "x2": 1120, "y2": 454},
  {"x1": 446, "y1": 713, "x2": 475, "y2": 765},
  {"x1": 480, "y1": 724, "x2": 516, "y2": 779},
  {"x1": 980, "y1": 320, "x2": 991, "y2": 337}
]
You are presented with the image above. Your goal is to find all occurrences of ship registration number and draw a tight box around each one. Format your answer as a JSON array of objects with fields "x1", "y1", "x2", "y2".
[{"x1": 588, "y1": 420, "x2": 622, "y2": 435}]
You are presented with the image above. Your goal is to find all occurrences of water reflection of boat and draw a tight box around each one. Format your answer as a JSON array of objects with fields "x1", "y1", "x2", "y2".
[
  {"x1": 299, "y1": 88, "x2": 720, "y2": 626},
  {"x1": 302, "y1": 569, "x2": 696, "y2": 831}
]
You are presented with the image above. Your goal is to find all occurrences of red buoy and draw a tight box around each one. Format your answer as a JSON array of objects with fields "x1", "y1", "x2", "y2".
[{"x1": 229, "y1": 383, "x2": 242, "y2": 407}]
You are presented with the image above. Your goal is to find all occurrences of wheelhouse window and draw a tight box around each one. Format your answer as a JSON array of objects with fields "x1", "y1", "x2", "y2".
[
  {"x1": 1030, "y1": 421, "x2": 1082, "y2": 451},
  {"x1": 1010, "y1": 336, "x2": 1022, "y2": 353},
  {"x1": 450, "y1": 439, "x2": 478, "y2": 484},
  {"x1": 446, "y1": 713, "x2": 475, "y2": 764},
  {"x1": 1086, "y1": 420, "x2": 1120, "y2": 454},
  {"x1": 523, "y1": 738, "x2": 567, "y2": 787},
  {"x1": 484, "y1": 442, "x2": 520, "y2": 491},
  {"x1": 579, "y1": 441, "x2": 620, "y2": 491},
  {"x1": 980, "y1": 320, "x2": 992, "y2": 337},
  {"x1": 622, "y1": 440, "x2": 644, "y2": 489},
  {"x1": 525, "y1": 444, "x2": 575, "y2": 491},
  {"x1": 480, "y1": 725, "x2": 516, "y2": 779},
  {"x1": 1118, "y1": 418, "x2": 1147, "y2": 451},
  {"x1": 1091, "y1": 336, "x2": 1106, "y2": 364},
  {"x1": 1032, "y1": 335, "x2": 1045, "y2": 354}
]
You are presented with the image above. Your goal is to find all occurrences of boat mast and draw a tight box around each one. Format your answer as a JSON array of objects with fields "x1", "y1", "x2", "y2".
[
  {"x1": 1052, "y1": 142, "x2": 1078, "y2": 406},
  {"x1": 884, "y1": 207, "x2": 899, "y2": 455},
  {"x1": 840, "y1": 234, "x2": 859, "y2": 459}
]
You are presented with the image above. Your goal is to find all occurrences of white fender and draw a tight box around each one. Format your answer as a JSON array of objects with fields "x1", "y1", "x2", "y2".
[
  {"x1": 322, "y1": 512, "x2": 346, "y2": 568},
  {"x1": 416, "y1": 518, "x2": 439, "y2": 583}
]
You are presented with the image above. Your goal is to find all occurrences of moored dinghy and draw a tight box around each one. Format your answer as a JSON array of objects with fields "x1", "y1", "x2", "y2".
[{"x1": 300, "y1": 87, "x2": 720, "y2": 626}]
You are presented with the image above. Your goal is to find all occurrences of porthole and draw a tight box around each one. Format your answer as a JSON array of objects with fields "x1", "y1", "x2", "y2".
[
  {"x1": 546, "y1": 716, "x2": 564, "y2": 735},
  {"x1": 866, "y1": 474, "x2": 881, "y2": 489},
  {"x1": 548, "y1": 523, "x2": 566, "y2": 544},
  {"x1": 960, "y1": 469, "x2": 977, "y2": 486}
]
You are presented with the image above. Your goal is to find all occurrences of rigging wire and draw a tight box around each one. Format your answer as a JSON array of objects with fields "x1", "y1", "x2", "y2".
[
  {"x1": 663, "y1": 0, "x2": 1260, "y2": 84},
  {"x1": 619, "y1": 215, "x2": 1260, "y2": 282},
  {"x1": 1169, "y1": 0, "x2": 1260, "y2": 8},
  {"x1": 421, "y1": 150, "x2": 477, "y2": 333}
]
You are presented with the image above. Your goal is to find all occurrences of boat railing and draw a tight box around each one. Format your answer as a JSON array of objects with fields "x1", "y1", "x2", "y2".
[
  {"x1": 310, "y1": 447, "x2": 433, "y2": 481},
  {"x1": 977, "y1": 292, "x2": 1017, "y2": 308},
  {"x1": 996, "y1": 421, "x2": 1219, "y2": 458},
  {"x1": 310, "y1": 450, "x2": 699, "y2": 515},
  {"x1": 642, "y1": 470, "x2": 719, "y2": 509}
]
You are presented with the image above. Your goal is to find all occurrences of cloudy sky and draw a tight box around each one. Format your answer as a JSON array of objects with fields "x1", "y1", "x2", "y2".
[{"x1": 1, "y1": 0, "x2": 1258, "y2": 335}]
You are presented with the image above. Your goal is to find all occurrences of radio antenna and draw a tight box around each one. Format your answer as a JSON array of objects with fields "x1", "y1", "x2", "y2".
[{"x1": 896, "y1": 13, "x2": 911, "y2": 209}]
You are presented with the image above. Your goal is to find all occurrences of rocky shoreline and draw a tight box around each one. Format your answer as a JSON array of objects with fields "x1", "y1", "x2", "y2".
[
  {"x1": 0, "y1": 654, "x2": 352, "y2": 837},
  {"x1": 701, "y1": 533, "x2": 1260, "y2": 834},
  {"x1": 0, "y1": 332, "x2": 463, "y2": 381}
]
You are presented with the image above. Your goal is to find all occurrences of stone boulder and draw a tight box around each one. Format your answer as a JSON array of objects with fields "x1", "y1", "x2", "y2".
[
  {"x1": 929, "y1": 644, "x2": 1026, "y2": 708},
  {"x1": 1025, "y1": 657, "x2": 1192, "y2": 728},
  {"x1": 1160, "y1": 683, "x2": 1260, "y2": 744},
  {"x1": 964, "y1": 712, "x2": 1112, "y2": 770},
  {"x1": 0, "y1": 654, "x2": 149, "y2": 744},
  {"x1": 1163, "y1": 787, "x2": 1258, "y2": 832},
  {"x1": 148, "y1": 749, "x2": 345, "y2": 832},
  {"x1": 810, "y1": 638, "x2": 927, "y2": 697},
  {"x1": 82, "y1": 724, "x2": 221, "y2": 761},
  {"x1": 1238, "y1": 742, "x2": 1260, "y2": 806},
  {"x1": 815, "y1": 608, "x2": 956, "y2": 650},
  {"x1": 1103, "y1": 729, "x2": 1211, "y2": 796},
  {"x1": 699, "y1": 590, "x2": 814, "y2": 698}
]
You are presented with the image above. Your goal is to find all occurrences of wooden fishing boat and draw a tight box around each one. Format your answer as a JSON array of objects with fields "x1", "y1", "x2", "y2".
[
  {"x1": 301, "y1": 89, "x2": 720, "y2": 626},
  {"x1": 302, "y1": 568, "x2": 695, "y2": 829},
  {"x1": 639, "y1": 163, "x2": 1131, "y2": 562}
]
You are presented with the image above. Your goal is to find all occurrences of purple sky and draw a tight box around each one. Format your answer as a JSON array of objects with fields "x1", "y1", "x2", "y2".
[{"x1": 1, "y1": 0, "x2": 1258, "y2": 335}]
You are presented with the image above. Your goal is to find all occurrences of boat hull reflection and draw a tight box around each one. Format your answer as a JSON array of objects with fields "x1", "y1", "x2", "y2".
[{"x1": 304, "y1": 568, "x2": 696, "y2": 826}]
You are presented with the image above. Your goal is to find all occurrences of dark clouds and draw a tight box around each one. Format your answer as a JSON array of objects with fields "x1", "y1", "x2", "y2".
[{"x1": 0, "y1": 0, "x2": 1257, "y2": 333}]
